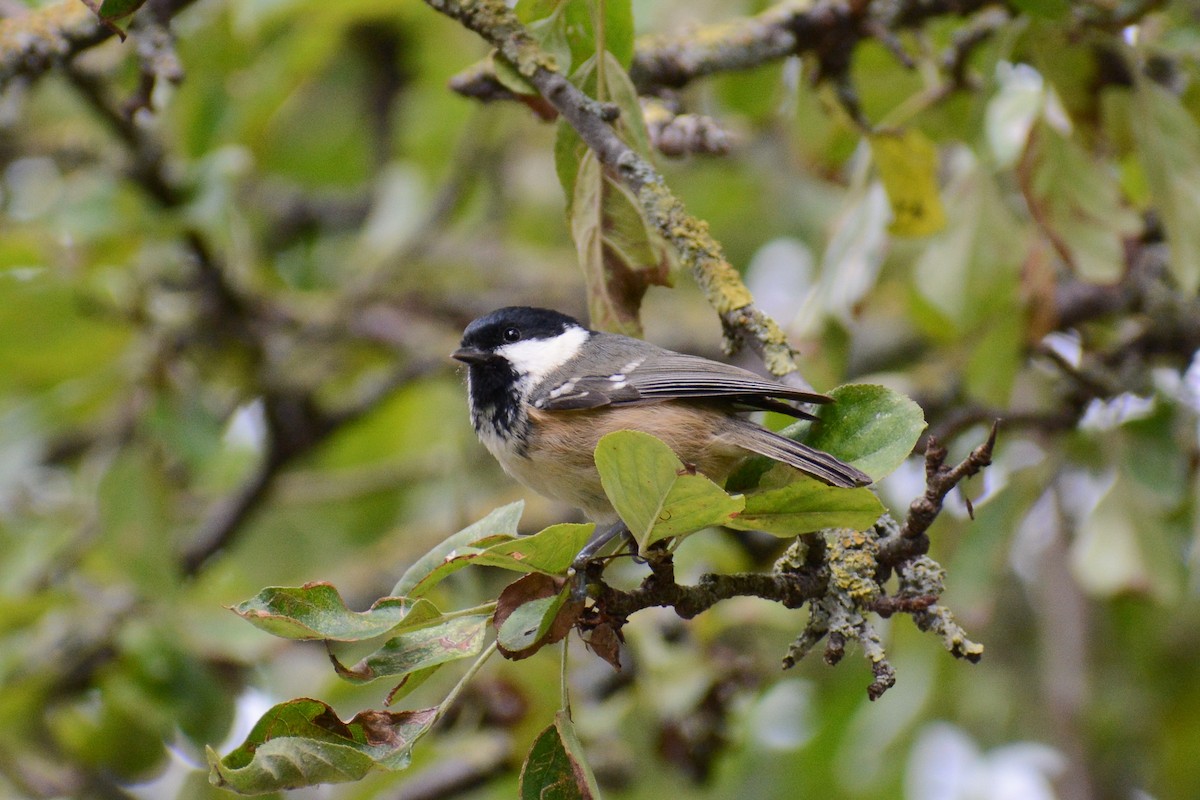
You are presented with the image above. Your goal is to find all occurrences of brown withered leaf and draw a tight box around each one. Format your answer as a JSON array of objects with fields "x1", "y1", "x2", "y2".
[
  {"x1": 584, "y1": 623, "x2": 622, "y2": 670},
  {"x1": 494, "y1": 574, "x2": 583, "y2": 660}
]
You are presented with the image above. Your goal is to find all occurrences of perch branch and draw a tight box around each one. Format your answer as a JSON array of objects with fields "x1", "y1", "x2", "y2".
[{"x1": 584, "y1": 415, "x2": 998, "y2": 695}]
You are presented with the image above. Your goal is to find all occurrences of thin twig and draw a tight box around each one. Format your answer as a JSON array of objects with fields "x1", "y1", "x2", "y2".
[{"x1": 899, "y1": 421, "x2": 998, "y2": 543}]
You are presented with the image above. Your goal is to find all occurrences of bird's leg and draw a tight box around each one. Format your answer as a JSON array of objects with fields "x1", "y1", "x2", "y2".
[{"x1": 569, "y1": 520, "x2": 629, "y2": 601}]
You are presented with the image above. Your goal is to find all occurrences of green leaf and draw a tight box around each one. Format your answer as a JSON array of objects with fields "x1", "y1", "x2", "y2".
[
  {"x1": 230, "y1": 583, "x2": 440, "y2": 642},
  {"x1": 493, "y1": 573, "x2": 580, "y2": 659},
  {"x1": 520, "y1": 711, "x2": 601, "y2": 800},
  {"x1": 497, "y1": 594, "x2": 564, "y2": 654},
  {"x1": 0, "y1": 273, "x2": 130, "y2": 394},
  {"x1": 964, "y1": 306, "x2": 1024, "y2": 406},
  {"x1": 207, "y1": 699, "x2": 437, "y2": 793},
  {"x1": 515, "y1": 0, "x2": 631, "y2": 73},
  {"x1": 556, "y1": 47, "x2": 653, "y2": 206},
  {"x1": 393, "y1": 517, "x2": 592, "y2": 601},
  {"x1": 985, "y1": 63, "x2": 1046, "y2": 169},
  {"x1": 1025, "y1": 122, "x2": 1141, "y2": 283},
  {"x1": 601, "y1": 0, "x2": 635, "y2": 68},
  {"x1": 402, "y1": 522, "x2": 594, "y2": 598},
  {"x1": 1071, "y1": 470, "x2": 1186, "y2": 604},
  {"x1": 526, "y1": 6, "x2": 573, "y2": 73},
  {"x1": 490, "y1": 52, "x2": 538, "y2": 96},
  {"x1": 726, "y1": 467, "x2": 884, "y2": 535},
  {"x1": 869, "y1": 129, "x2": 947, "y2": 237},
  {"x1": 472, "y1": 523, "x2": 597, "y2": 575},
  {"x1": 595, "y1": 430, "x2": 745, "y2": 551},
  {"x1": 333, "y1": 614, "x2": 490, "y2": 683},
  {"x1": 384, "y1": 665, "x2": 441, "y2": 706},
  {"x1": 779, "y1": 384, "x2": 926, "y2": 481},
  {"x1": 1129, "y1": 80, "x2": 1200, "y2": 294},
  {"x1": 97, "y1": 0, "x2": 147, "y2": 20},
  {"x1": 564, "y1": 0, "x2": 633, "y2": 72},
  {"x1": 809, "y1": 182, "x2": 891, "y2": 328},
  {"x1": 392, "y1": 501, "x2": 524, "y2": 597}
]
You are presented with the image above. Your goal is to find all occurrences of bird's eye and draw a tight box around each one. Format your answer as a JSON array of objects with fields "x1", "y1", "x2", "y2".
[{"x1": 502, "y1": 326, "x2": 521, "y2": 343}]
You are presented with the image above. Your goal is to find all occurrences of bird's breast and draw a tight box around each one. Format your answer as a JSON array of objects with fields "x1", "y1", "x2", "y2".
[{"x1": 509, "y1": 404, "x2": 747, "y2": 522}]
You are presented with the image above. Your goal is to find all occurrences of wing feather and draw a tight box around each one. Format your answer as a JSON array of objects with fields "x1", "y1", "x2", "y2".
[
  {"x1": 532, "y1": 342, "x2": 829, "y2": 417},
  {"x1": 723, "y1": 419, "x2": 871, "y2": 488}
]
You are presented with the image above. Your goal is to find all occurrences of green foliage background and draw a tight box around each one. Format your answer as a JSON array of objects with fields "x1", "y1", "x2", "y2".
[{"x1": 1, "y1": 0, "x2": 1199, "y2": 798}]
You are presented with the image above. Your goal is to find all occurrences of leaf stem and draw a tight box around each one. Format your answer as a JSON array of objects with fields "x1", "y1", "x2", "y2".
[
  {"x1": 433, "y1": 640, "x2": 499, "y2": 725},
  {"x1": 560, "y1": 637, "x2": 572, "y2": 716},
  {"x1": 440, "y1": 602, "x2": 499, "y2": 620}
]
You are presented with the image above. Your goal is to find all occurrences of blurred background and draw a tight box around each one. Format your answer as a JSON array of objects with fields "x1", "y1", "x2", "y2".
[{"x1": 1, "y1": 0, "x2": 1199, "y2": 798}]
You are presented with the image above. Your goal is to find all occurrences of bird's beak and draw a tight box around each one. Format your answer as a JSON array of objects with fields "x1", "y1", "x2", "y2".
[{"x1": 451, "y1": 346, "x2": 491, "y2": 365}]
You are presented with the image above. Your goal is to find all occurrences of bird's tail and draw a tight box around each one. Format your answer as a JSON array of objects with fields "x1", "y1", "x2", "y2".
[{"x1": 727, "y1": 419, "x2": 872, "y2": 488}]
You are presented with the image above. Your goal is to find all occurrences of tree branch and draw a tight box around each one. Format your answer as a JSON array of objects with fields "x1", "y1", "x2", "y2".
[
  {"x1": 880, "y1": 421, "x2": 998, "y2": 568},
  {"x1": 0, "y1": 0, "x2": 198, "y2": 89},
  {"x1": 424, "y1": 0, "x2": 808, "y2": 375},
  {"x1": 580, "y1": 422, "x2": 999, "y2": 697},
  {"x1": 593, "y1": 563, "x2": 826, "y2": 622},
  {"x1": 580, "y1": 466, "x2": 991, "y2": 700},
  {"x1": 451, "y1": 0, "x2": 999, "y2": 106}
]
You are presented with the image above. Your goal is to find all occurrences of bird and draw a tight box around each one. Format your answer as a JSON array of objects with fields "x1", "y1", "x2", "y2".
[{"x1": 452, "y1": 306, "x2": 871, "y2": 578}]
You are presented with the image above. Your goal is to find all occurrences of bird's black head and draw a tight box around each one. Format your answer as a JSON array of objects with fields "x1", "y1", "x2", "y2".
[
  {"x1": 455, "y1": 306, "x2": 584, "y2": 361},
  {"x1": 453, "y1": 307, "x2": 591, "y2": 443}
]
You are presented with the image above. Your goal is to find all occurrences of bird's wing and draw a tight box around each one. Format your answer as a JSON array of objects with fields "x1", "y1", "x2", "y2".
[
  {"x1": 531, "y1": 347, "x2": 830, "y2": 418},
  {"x1": 722, "y1": 418, "x2": 871, "y2": 487}
]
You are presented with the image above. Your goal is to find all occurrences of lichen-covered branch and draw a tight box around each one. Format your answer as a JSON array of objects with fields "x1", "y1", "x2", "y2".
[
  {"x1": 0, "y1": 3, "x2": 106, "y2": 89},
  {"x1": 899, "y1": 555, "x2": 984, "y2": 661},
  {"x1": 425, "y1": 0, "x2": 810, "y2": 374},
  {"x1": 0, "y1": 0, "x2": 197, "y2": 89},
  {"x1": 450, "y1": 0, "x2": 1000, "y2": 106},
  {"x1": 576, "y1": 426, "x2": 996, "y2": 699},
  {"x1": 641, "y1": 96, "x2": 732, "y2": 157}
]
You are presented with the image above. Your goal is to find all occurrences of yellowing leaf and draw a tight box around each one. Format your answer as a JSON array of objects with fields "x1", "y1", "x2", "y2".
[
  {"x1": 571, "y1": 150, "x2": 673, "y2": 336},
  {"x1": 869, "y1": 129, "x2": 947, "y2": 237}
]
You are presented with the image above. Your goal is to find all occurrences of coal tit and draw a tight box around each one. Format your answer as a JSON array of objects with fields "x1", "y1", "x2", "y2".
[{"x1": 453, "y1": 307, "x2": 871, "y2": 553}]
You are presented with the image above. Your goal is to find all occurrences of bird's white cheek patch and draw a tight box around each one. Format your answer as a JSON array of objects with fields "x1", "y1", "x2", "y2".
[{"x1": 498, "y1": 326, "x2": 590, "y2": 385}]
